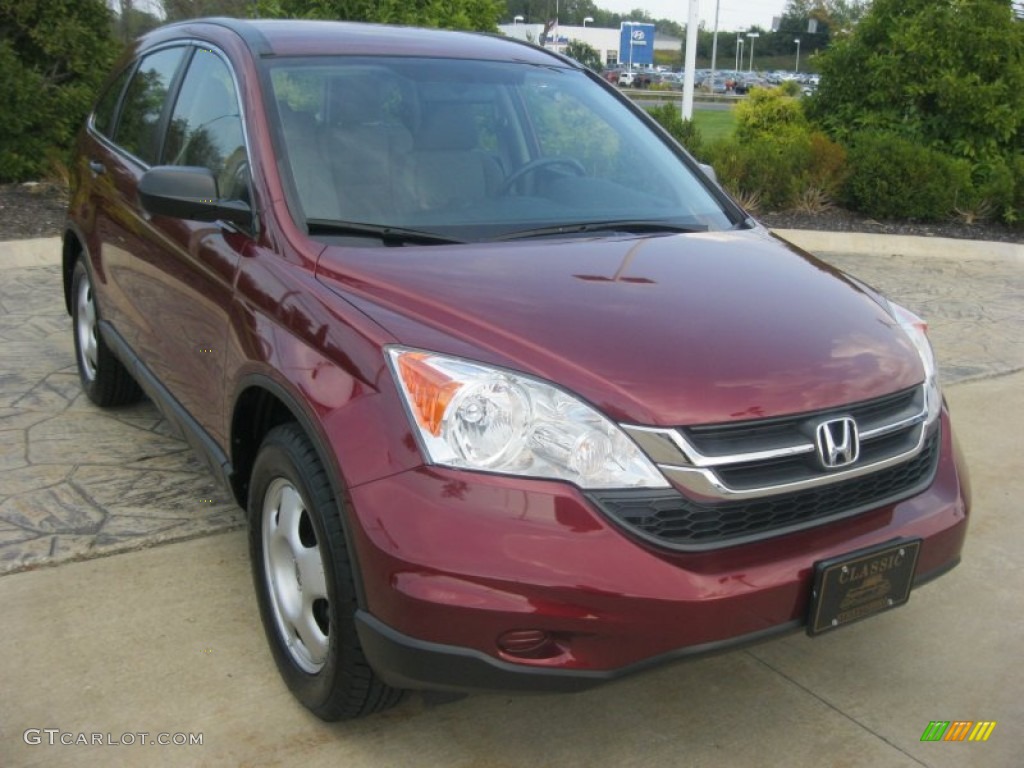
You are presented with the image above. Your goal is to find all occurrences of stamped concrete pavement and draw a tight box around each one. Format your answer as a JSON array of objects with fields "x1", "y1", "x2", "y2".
[
  {"x1": 0, "y1": 232, "x2": 1022, "y2": 767},
  {"x1": 0, "y1": 243, "x2": 240, "y2": 574}
]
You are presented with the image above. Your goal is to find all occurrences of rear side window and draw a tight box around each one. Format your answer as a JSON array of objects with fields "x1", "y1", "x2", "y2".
[
  {"x1": 92, "y1": 66, "x2": 132, "y2": 138},
  {"x1": 113, "y1": 46, "x2": 185, "y2": 165},
  {"x1": 164, "y1": 49, "x2": 248, "y2": 200}
]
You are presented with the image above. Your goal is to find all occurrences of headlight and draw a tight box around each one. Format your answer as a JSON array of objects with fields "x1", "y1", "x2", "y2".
[
  {"x1": 885, "y1": 300, "x2": 941, "y2": 425},
  {"x1": 386, "y1": 347, "x2": 669, "y2": 489}
]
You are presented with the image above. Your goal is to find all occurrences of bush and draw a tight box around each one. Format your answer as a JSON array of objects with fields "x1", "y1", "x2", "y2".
[
  {"x1": 0, "y1": 0, "x2": 119, "y2": 182},
  {"x1": 733, "y1": 86, "x2": 808, "y2": 143},
  {"x1": 702, "y1": 128, "x2": 846, "y2": 212},
  {"x1": 953, "y1": 155, "x2": 1017, "y2": 224},
  {"x1": 808, "y1": 0, "x2": 1024, "y2": 161},
  {"x1": 1010, "y1": 154, "x2": 1024, "y2": 226},
  {"x1": 843, "y1": 131, "x2": 972, "y2": 221},
  {"x1": 647, "y1": 105, "x2": 703, "y2": 157},
  {"x1": 777, "y1": 79, "x2": 801, "y2": 98}
]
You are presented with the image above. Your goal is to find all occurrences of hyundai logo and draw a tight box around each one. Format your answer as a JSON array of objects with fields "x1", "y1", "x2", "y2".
[
  {"x1": 815, "y1": 417, "x2": 859, "y2": 469},
  {"x1": 631, "y1": 30, "x2": 646, "y2": 40}
]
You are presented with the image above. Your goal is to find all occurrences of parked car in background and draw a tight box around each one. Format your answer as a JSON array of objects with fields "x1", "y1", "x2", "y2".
[
  {"x1": 65, "y1": 17, "x2": 969, "y2": 722},
  {"x1": 618, "y1": 70, "x2": 655, "y2": 88},
  {"x1": 700, "y1": 76, "x2": 728, "y2": 94}
]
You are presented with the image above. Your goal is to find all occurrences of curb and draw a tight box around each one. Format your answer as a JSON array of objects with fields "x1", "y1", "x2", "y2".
[
  {"x1": 0, "y1": 236, "x2": 61, "y2": 268},
  {"x1": 774, "y1": 229, "x2": 1024, "y2": 261}
]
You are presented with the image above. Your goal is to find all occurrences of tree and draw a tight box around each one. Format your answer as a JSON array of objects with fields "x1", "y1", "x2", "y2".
[
  {"x1": 780, "y1": 0, "x2": 868, "y2": 36},
  {"x1": 162, "y1": 0, "x2": 255, "y2": 21},
  {"x1": 111, "y1": 1, "x2": 162, "y2": 42},
  {"x1": 256, "y1": 0, "x2": 505, "y2": 32},
  {"x1": 565, "y1": 38, "x2": 601, "y2": 70},
  {"x1": 0, "y1": 0, "x2": 119, "y2": 181},
  {"x1": 807, "y1": 0, "x2": 1024, "y2": 160}
]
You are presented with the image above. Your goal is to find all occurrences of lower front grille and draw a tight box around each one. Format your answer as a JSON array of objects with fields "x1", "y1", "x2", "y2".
[{"x1": 590, "y1": 429, "x2": 941, "y2": 550}]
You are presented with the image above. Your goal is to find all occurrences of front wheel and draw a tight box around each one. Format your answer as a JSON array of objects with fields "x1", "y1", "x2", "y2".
[
  {"x1": 248, "y1": 423, "x2": 401, "y2": 720},
  {"x1": 71, "y1": 259, "x2": 141, "y2": 406}
]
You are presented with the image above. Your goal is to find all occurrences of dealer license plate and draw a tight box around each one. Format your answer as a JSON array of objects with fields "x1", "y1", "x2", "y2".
[{"x1": 807, "y1": 539, "x2": 922, "y2": 636}]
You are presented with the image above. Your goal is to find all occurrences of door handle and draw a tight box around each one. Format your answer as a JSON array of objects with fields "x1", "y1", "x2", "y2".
[{"x1": 88, "y1": 160, "x2": 106, "y2": 176}]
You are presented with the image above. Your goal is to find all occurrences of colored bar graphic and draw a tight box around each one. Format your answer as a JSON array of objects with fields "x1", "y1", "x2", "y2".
[
  {"x1": 943, "y1": 721, "x2": 973, "y2": 741},
  {"x1": 921, "y1": 720, "x2": 997, "y2": 742},
  {"x1": 968, "y1": 721, "x2": 997, "y2": 742}
]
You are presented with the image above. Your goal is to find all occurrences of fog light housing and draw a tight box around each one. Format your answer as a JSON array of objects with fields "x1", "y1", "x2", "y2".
[{"x1": 497, "y1": 629, "x2": 560, "y2": 658}]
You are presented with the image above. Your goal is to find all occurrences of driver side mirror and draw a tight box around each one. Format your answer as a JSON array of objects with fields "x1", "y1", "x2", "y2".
[{"x1": 138, "y1": 166, "x2": 251, "y2": 228}]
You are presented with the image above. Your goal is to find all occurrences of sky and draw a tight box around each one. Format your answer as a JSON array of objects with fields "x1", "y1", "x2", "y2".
[
  {"x1": 122, "y1": 0, "x2": 787, "y2": 35},
  {"x1": 597, "y1": 0, "x2": 787, "y2": 33}
]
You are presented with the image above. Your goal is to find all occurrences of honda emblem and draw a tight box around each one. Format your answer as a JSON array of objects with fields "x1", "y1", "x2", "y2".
[{"x1": 815, "y1": 417, "x2": 859, "y2": 469}]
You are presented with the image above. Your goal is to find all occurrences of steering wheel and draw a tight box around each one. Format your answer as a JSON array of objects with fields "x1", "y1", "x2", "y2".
[{"x1": 499, "y1": 156, "x2": 586, "y2": 195}]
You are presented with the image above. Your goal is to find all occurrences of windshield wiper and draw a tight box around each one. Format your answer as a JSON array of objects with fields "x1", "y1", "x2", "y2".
[
  {"x1": 306, "y1": 218, "x2": 465, "y2": 246},
  {"x1": 494, "y1": 220, "x2": 709, "y2": 241}
]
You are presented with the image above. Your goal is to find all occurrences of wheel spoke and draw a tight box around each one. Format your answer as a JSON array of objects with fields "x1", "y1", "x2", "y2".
[
  {"x1": 277, "y1": 485, "x2": 305, "y2": 550},
  {"x1": 85, "y1": 331, "x2": 98, "y2": 369},
  {"x1": 295, "y1": 542, "x2": 327, "y2": 599},
  {"x1": 297, "y1": 598, "x2": 329, "y2": 662},
  {"x1": 82, "y1": 291, "x2": 96, "y2": 326}
]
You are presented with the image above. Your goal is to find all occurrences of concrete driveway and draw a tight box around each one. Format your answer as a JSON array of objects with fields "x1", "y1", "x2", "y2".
[{"x1": 0, "y1": 233, "x2": 1021, "y2": 767}]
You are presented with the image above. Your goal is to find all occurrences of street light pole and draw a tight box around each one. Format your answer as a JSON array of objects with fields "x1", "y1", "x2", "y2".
[
  {"x1": 736, "y1": 37, "x2": 743, "y2": 74},
  {"x1": 709, "y1": 0, "x2": 720, "y2": 98},
  {"x1": 794, "y1": 38, "x2": 801, "y2": 73},
  {"x1": 681, "y1": 0, "x2": 700, "y2": 119},
  {"x1": 746, "y1": 32, "x2": 760, "y2": 73}
]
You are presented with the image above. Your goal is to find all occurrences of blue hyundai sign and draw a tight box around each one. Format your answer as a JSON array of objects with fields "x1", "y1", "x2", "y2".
[{"x1": 619, "y1": 23, "x2": 655, "y2": 67}]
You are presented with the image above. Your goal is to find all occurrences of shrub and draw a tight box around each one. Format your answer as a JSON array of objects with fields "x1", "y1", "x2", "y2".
[
  {"x1": 963, "y1": 156, "x2": 1017, "y2": 224},
  {"x1": 703, "y1": 134, "x2": 803, "y2": 211},
  {"x1": 1009, "y1": 154, "x2": 1024, "y2": 226},
  {"x1": 777, "y1": 79, "x2": 801, "y2": 98},
  {"x1": 0, "y1": 0, "x2": 119, "y2": 182},
  {"x1": 733, "y1": 86, "x2": 808, "y2": 143},
  {"x1": 843, "y1": 132, "x2": 972, "y2": 221},
  {"x1": 702, "y1": 128, "x2": 846, "y2": 212},
  {"x1": 806, "y1": 131, "x2": 848, "y2": 193},
  {"x1": 647, "y1": 104, "x2": 703, "y2": 157},
  {"x1": 808, "y1": 0, "x2": 1024, "y2": 161}
]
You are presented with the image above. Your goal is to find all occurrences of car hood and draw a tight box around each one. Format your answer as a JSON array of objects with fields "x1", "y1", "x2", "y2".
[{"x1": 316, "y1": 229, "x2": 924, "y2": 426}]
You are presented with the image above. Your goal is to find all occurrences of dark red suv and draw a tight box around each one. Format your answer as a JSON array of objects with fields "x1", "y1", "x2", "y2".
[{"x1": 64, "y1": 18, "x2": 969, "y2": 720}]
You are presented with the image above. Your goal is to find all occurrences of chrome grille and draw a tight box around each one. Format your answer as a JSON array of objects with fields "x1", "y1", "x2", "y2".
[
  {"x1": 606, "y1": 385, "x2": 939, "y2": 548},
  {"x1": 590, "y1": 431, "x2": 940, "y2": 549},
  {"x1": 624, "y1": 385, "x2": 931, "y2": 501}
]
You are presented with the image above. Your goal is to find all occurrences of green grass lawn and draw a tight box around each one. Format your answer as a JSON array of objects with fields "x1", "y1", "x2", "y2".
[{"x1": 692, "y1": 109, "x2": 736, "y2": 143}]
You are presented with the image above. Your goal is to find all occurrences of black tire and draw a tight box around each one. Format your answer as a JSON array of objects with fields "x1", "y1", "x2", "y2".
[
  {"x1": 71, "y1": 259, "x2": 142, "y2": 407},
  {"x1": 247, "y1": 423, "x2": 402, "y2": 720}
]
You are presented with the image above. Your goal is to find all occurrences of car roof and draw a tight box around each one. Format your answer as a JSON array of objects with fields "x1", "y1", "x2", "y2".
[{"x1": 139, "y1": 17, "x2": 570, "y2": 67}]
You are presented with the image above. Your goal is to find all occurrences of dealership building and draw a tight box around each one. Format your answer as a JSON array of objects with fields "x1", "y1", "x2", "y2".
[{"x1": 497, "y1": 22, "x2": 681, "y2": 69}]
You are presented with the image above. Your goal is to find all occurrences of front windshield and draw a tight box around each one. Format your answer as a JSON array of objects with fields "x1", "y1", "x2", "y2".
[{"x1": 266, "y1": 56, "x2": 735, "y2": 241}]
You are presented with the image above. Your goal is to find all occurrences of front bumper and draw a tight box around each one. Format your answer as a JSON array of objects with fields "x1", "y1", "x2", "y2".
[
  {"x1": 346, "y1": 410, "x2": 969, "y2": 692},
  {"x1": 356, "y1": 555, "x2": 959, "y2": 693}
]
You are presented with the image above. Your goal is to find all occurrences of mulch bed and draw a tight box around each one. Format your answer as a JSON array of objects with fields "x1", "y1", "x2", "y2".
[
  {"x1": 760, "y1": 208, "x2": 1023, "y2": 244},
  {"x1": 0, "y1": 182, "x2": 69, "y2": 241}
]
